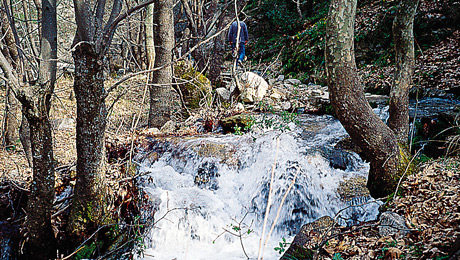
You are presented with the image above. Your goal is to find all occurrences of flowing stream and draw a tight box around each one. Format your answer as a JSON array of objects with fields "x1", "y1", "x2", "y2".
[{"x1": 135, "y1": 112, "x2": 385, "y2": 260}]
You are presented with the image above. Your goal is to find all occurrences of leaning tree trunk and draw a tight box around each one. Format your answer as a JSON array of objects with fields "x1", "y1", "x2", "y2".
[
  {"x1": 388, "y1": 0, "x2": 419, "y2": 144},
  {"x1": 67, "y1": 43, "x2": 108, "y2": 238},
  {"x1": 325, "y1": 0, "x2": 402, "y2": 198},
  {"x1": 1, "y1": 10, "x2": 20, "y2": 150},
  {"x1": 148, "y1": 0, "x2": 174, "y2": 128}
]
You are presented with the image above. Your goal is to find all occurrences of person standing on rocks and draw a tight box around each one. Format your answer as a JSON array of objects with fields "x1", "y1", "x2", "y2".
[{"x1": 228, "y1": 20, "x2": 249, "y2": 66}]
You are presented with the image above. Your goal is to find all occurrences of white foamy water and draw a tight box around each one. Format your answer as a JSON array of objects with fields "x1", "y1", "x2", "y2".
[{"x1": 135, "y1": 114, "x2": 381, "y2": 260}]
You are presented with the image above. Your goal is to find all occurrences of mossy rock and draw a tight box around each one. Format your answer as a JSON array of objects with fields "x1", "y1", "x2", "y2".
[
  {"x1": 220, "y1": 114, "x2": 252, "y2": 133},
  {"x1": 174, "y1": 60, "x2": 212, "y2": 109}
]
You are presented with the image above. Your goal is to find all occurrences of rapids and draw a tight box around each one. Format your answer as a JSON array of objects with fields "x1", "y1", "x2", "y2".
[{"x1": 135, "y1": 113, "x2": 384, "y2": 260}]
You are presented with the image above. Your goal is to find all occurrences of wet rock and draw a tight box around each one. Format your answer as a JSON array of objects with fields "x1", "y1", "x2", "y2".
[
  {"x1": 365, "y1": 93, "x2": 389, "y2": 107},
  {"x1": 378, "y1": 211, "x2": 409, "y2": 237},
  {"x1": 337, "y1": 176, "x2": 370, "y2": 202},
  {"x1": 283, "y1": 216, "x2": 337, "y2": 259},
  {"x1": 409, "y1": 98, "x2": 460, "y2": 119},
  {"x1": 192, "y1": 142, "x2": 238, "y2": 168},
  {"x1": 335, "y1": 137, "x2": 366, "y2": 161},
  {"x1": 411, "y1": 111, "x2": 460, "y2": 158},
  {"x1": 320, "y1": 147, "x2": 359, "y2": 171},
  {"x1": 194, "y1": 162, "x2": 219, "y2": 190}
]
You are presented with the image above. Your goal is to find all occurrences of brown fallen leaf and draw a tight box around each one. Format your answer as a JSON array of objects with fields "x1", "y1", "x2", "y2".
[{"x1": 384, "y1": 247, "x2": 402, "y2": 259}]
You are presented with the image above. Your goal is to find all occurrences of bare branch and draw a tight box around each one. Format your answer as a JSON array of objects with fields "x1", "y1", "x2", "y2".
[
  {"x1": 100, "y1": 0, "x2": 155, "y2": 53},
  {"x1": 104, "y1": 20, "x2": 233, "y2": 98}
]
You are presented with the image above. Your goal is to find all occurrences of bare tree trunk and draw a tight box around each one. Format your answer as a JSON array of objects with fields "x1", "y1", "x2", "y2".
[
  {"x1": 388, "y1": 0, "x2": 419, "y2": 144},
  {"x1": 145, "y1": 3, "x2": 155, "y2": 72},
  {"x1": 1, "y1": 9, "x2": 21, "y2": 150},
  {"x1": 24, "y1": 0, "x2": 57, "y2": 256},
  {"x1": 148, "y1": 0, "x2": 174, "y2": 128},
  {"x1": 25, "y1": 114, "x2": 56, "y2": 259},
  {"x1": 68, "y1": 43, "x2": 108, "y2": 237},
  {"x1": 3, "y1": 86, "x2": 19, "y2": 148},
  {"x1": 325, "y1": 0, "x2": 402, "y2": 198},
  {"x1": 68, "y1": 0, "x2": 155, "y2": 242}
]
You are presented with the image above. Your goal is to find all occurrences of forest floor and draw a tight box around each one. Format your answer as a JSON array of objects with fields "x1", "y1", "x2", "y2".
[{"x1": 312, "y1": 157, "x2": 460, "y2": 260}]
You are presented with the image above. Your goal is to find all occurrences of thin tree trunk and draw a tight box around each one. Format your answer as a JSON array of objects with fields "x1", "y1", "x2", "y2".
[
  {"x1": 25, "y1": 115, "x2": 55, "y2": 259},
  {"x1": 325, "y1": 0, "x2": 401, "y2": 198},
  {"x1": 148, "y1": 0, "x2": 174, "y2": 128},
  {"x1": 388, "y1": 0, "x2": 419, "y2": 144},
  {"x1": 3, "y1": 85, "x2": 19, "y2": 148},
  {"x1": 145, "y1": 3, "x2": 155, "y2": 72},
  {"x1": 24, "y1": 0, "x2": 57, "y2": 256}
]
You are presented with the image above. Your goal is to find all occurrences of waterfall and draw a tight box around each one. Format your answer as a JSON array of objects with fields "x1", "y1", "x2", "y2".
[{"x1": 135, "y1": 114, "x2": 381, "y2": 260}]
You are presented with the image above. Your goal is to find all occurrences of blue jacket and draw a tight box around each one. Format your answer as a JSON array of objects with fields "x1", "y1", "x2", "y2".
[{"x1": 228, "y1": 21, "x2": 248, "y2": 44}]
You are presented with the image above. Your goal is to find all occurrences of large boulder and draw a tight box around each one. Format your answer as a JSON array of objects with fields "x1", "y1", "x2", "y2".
[
  {"x1": 232, "y1": 72, "x2": 269, "y2": 103},
  {"x1": 174, "y1": 60, "x2": 212, "y2": 109}
]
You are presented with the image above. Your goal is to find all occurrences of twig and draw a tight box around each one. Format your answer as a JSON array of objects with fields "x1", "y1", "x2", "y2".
[
  {"x1": 393, "y1": 148, "x2": 422, "y2": 202},
  {"x1": 257, "y1": 136, "x2": 280, "y2": 260},
  {"x1": 261, "y1": 46, "x2": 285, "y2": 78},
  {"x1": 262, "y1": 166, "x2": 299, "y2": 253}
]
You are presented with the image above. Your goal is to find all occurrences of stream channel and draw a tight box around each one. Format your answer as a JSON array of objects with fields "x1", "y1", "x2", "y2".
[{"x1": 134, "y1": 110, "x2": 389, "y2": 259}]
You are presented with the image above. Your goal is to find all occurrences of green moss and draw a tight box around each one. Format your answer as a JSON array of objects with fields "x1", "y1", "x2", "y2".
[
  {"x1": 74, "y1": 242, "x2": 97, "y2": 259},
  {"x1": 282, "y1": 244, "x2": 314, "y2": 260},
  {"x1": 221, "y1": 114, "x2": 253, "y2": 133},
  {"x1": 397, "y1": 144, "x2": 418, "y2": 180},
  {"x1": 174, "y1": 61, "x2": 211, "y2": 109}
]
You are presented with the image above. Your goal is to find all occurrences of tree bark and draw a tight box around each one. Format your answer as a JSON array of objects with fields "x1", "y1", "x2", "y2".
[
  {"x1": 325, "y1": 0, "x2": 401, "y2": 198},
  {"x1": 67, "y1": 43, "x2": 108, "y2": 238},
  {"x1": 148, "y1": 0, "x2": 174, "y2": 128},
  {"x1": 68, "y1": 0, "x2": 155, "y2": 242},
  {"x1": 24, "y1": 0, "x2": 57, "y2": 256},
  {"x1": 3, "y1": 86, "x2": 20, "y2": 148},
  {"x1": 25, "y1": 113, "x2": 56, "y2": 259},
  {"x1": 145, "y1": 3, "x2": 155, "y2": 73},
  {"x1": 388, "y1": 0, "x2": 419, "y2": 144},
  {"x1": 1, "y1": 9, "x2": 20, "y2": 149}
]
